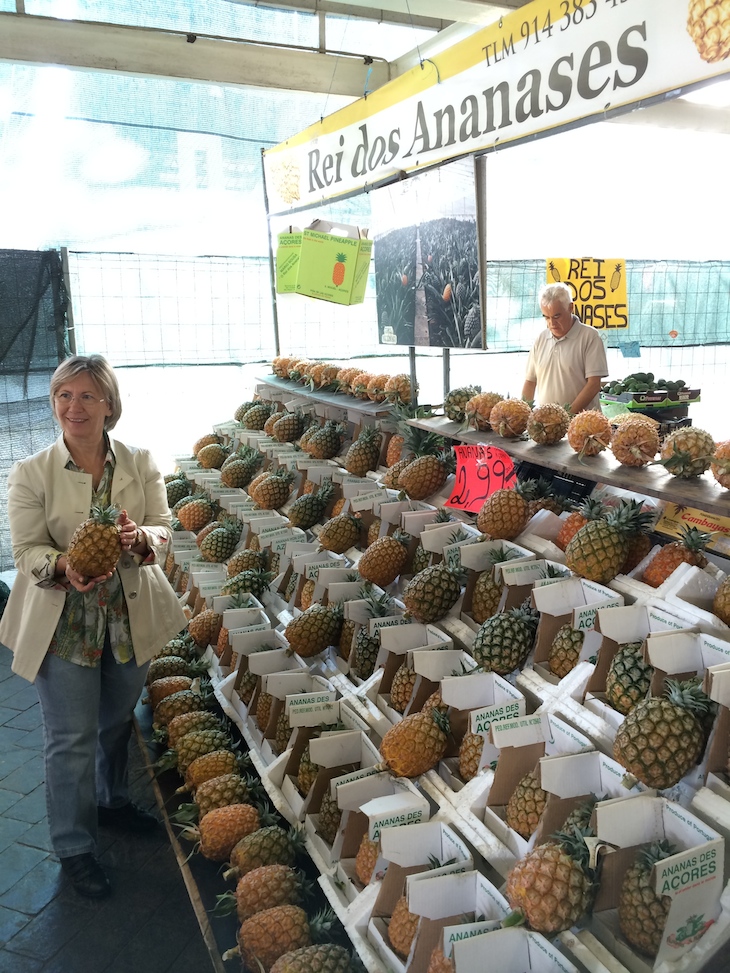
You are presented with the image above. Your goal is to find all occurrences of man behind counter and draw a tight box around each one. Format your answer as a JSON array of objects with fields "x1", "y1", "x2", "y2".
[{"x1": 522, "y1": 281, "x2": 608, "y2": 414}]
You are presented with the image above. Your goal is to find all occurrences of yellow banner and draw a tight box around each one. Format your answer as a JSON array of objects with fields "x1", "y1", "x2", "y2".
[
  {"x1": 655, "y1": 504, "x2": 730, "y2": 555},
  {"x1": 546, "y1": 257, "x2": 627, "y2": 330}
]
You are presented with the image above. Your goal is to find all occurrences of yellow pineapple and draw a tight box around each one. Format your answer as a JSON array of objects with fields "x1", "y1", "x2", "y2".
[
  {"x1": 567, "y1": 409, "x2": 611, "y2": 459},
  {"x1": 464, "y1": 391, "x2": 503, "y2": 431},
  {"x1": 66, "y1": 504, "x2": 122, "y2": 578},
  {"x1": 687, "y1": 0, "x2": 730, "y2": 62},
  {"x1": 611, "y1": 417, "x2": 660, "y2": 467},
  {"x1": 527, "y1": 402, "x2": 571, "y2": 445},
  {"x1": 489, "y1": 398, "x2": 531, "y2": 438},
  {"x1": 711, "y1": 439, "x2": 730, "y2": 488}
]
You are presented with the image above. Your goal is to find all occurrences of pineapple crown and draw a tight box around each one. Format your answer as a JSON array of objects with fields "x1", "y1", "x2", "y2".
[
  {"x1": 540, "y1": 563, "x2": 569, "y2": 579},
  {"x1": 390, "y1": 528, "x2": 413, "y2": 548},
  {"x1": 663, "y1": 677, "x2": 714, "y2": 717},
  {"x1": 89, "y1": 504, "x2": 121, "y2": 525},
  {"x1": 675, "y1": 524, "x2": 713, "y2": 551},
  {"x1": 355, "y1": 424, "x2": 381, "y2": 442},
  {"x1": 488, "y1": 545, "x2": 522, "y2": 566},
  {"x1": 316, "y1": 478, "x2": 335, "y2": 501},
  {"x1": 434, "y1": 507, "x2": 454, "y2": 524},
  {"x1": 401, "y1": 423, "x2": 446, "y2": 458},
  {"x1": 360, "y1": 586, "x2": 396, "y2": 618},
  {"x1": 635, "y1": 839, "x2": 677, "y2": 872},
  {"x1": 549, "y1": 824, "x2": 596, "y2": 878},
  {"x1": 601, "y1": 499, "x2": 655, "y2": 537}
]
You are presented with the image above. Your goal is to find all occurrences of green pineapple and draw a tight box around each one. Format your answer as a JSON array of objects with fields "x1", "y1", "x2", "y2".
[
  {"x1": 444, "y1": 385, "x2": 481, "y2": 423},
  {"x1": 287, "y1": 479, "x2": 334, "y2": 530},
  {"x1": 547, "y1": 624, "x2": 585, "y2": 679},
  {"x1": 221, "y1": 569, "x2": 273, "y2": 600},
  {"x1": 199, "y1": 520, "x2": 243, "y2": 563},
  {"x1": 402, "y1": 562, "x2": 462, "y2": 623},
  {"x1": 605, "y1": 641, "x2": 653, "y2": 714},
  {"x1": 472, "y1": 603, "x2": 539, "y2": 675},
  {"x1": 618, "y1": 841, "x2": 676, "y2": 956},
  {"x1": 344, "y1": 425, "x2": 382, "y2": 477}
]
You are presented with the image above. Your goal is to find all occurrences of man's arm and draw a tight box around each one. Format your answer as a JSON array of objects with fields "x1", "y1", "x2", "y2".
[
  {"x1": 570, "y1": 376, "x2": 603, "y2": 414},
  {"x1": 522, "y1": 379, "x2": 536, "y2": 402}
]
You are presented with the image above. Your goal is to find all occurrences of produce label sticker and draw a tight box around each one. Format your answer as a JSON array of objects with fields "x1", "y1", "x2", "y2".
[
  {"x1": 447, "y1": 444, "x2": 516, "y2": 513},
  {"x1": 546, "y1": 257, "x2": 628, "y2": 331}
]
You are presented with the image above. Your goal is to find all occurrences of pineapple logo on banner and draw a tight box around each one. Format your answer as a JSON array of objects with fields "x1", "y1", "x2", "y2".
[{"x1": 546, "y1": 258, "x2": 628, "y2": 331}]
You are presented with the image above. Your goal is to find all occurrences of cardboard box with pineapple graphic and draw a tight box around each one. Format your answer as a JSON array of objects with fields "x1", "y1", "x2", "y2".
[{"x1": 295, "y1": 219, "x2": 372, "y2": 305}]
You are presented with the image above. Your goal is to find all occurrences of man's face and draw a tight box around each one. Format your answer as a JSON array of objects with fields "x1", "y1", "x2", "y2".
[{"x1": 541, "y1": 300, "x2": 575, "y2": 339}]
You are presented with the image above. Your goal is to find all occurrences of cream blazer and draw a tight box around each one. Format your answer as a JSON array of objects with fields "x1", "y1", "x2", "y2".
[{"x1": 0, "y1": 435, "x2": 188, "y2": 682}]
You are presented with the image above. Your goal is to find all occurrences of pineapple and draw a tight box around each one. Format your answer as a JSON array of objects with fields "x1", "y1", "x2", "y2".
[
  {"x1": 194, "y1": 773, "x2": 251, "y2": 819},
  {"x1": 180, "y1": 802, "x2": 260, "y2": 861},
  {"x1": 199, "y1": 521, "x2": 241, "y2": 563},
  {"x1": 527, "y1": 403, "x2": 570, "y2": 445},
  {"x1": 366, "y1": 518, "x2": 382, "y2": 546},
  {"x1": 389, "y1": 662, "x2": 417, "y2": 713},
  {"x1": 335, "y1": 367, "x2": 359, "y2": 396},
  {"x1": 197, "y1": 442, "x2": 229, "y2": 469},
  {"x1": 711, "y1": 439, "x2": 730, "y2": 488},
  {"x1": 306, "y1": 421, "x2": 344, "y2": 460},
  {"x1": 547, "y1": 624, "x2": 585, "y2": 679},
  {"x1": 385, "y1": 373, "x2": 414, "y2": 406},
  {"x1": 398, "y1": 450, "x2": 453, "y2": 501},
  {"x1": 264, "y1": 411, "x2": 288, "y2": 436},
  {"x1": 299, "y1": 579, "x2": 316, "y2": 612},
  {"x1": 285, "y1": 603, "x2": 343, "y2": 658},
  {"x1": 618, "y1": 841, "x2": 676, "y2": 957},
  {"x1": 226, "y1": 549, "x2": 265, "y2": 577},
  {"x1": 687, "y1": 0, "x2": 730, "y2": 62},
  {"x1": 273, "y1": 411, "x2": 306, "y2": 443},
  {"x1": 221, "y1": 569, "x2": 272, "y2": 600},
  {"x1": 613, "y1": 678, "x2": 714, "y2": 789},
  {"x1": 146, "y1": 674, "x2": 193, "y2": 710},
  {"x1": 242, "y1": 402, "x2": 274, "y2": 430},
  {"x1": 444, "y1": 386, "x2": 481, "y2": 423},
  {"x1": 641, "y1": 526, "x2": 710, "y2": 588},
  {"x1": 177, "y1": 495, "x2": 216, "y2": 532},
  {"x1": 226, "y1": 825, "x2": 303, "y2": 880},
  {"x1": 350, "y1": 372, "x2": 373, "y2": 399},
  {"x1": 221, "y1": 453, "x2": 263, "y2": 489},
  {"x1": 166, "y1": 474, "x2": 192, "y2": 508},
  {"x1": 193, "y1": 432, "x2": 222, "y2": 456},
  {"x1": 350, "y1": 589, "x2": 397, "y2": 679},
  {"x1": 622, "y1": 510, "x2": 655, "y2": 573},
  {"x1": 402, "y1": 563, "x2": 462, "y2": 623},
  {"x1": 256, "y1": 692, "x2": 274, "y2": 731},
  {"x1": 366, "y1": 374, "x2": 390, "y2": 402},
  {"x1": 555, "y1": 496, "x2": 607, "y2": 551},
  {"x1": 658, "y1": 427, "x2": 715, "y2": 478},
  {"x1": 152, "y1": 688, "x2": 210, "y2": 728},
  {"x1": 145, "y1": 654, "x2": 205, "y2": 686},
  {"x1": 287, "y1": 480, "x2": 334, "y2": 530},
  {"x1": 505, "y1": 769, "x2": 548, "y2": 838},
  {"x1": 274, "y1": 709, "x2": 293, "y2": 755},
  {"x1": 270, "y1": 945, "x2": 352, "y2": 973},
  {"x1": 253, "y1": 470, "x2": 295, "y2": 510},
  {"x1": 476, "y1": 484, "x2": 531, "y2": 540},
  {"x1": 165, "y1": 709, "x2": 222, "y2": 748},
  {"x1": 505, "y1": 827, "x2": 595, "y2": 934},
  {"x1": 233, "y1": 401, "x2": 256, "y2": 422},
  {"x1": 236, "y1": 904, "x2": 312, "y2": 972},
  {"x1": 713, "y1": 575, "x2": 730, "y2": 625},
  {"x1": 316, "y1": 790, "x2": 341, "y2": 845},
  {"x1": 489, "y1": 398, "x2": 531, "y2": 438},
  {"x1": 471, "y1": 604, "x2": 539, "y2": 675},
  {"x1": 222, "y1": 864, "x2": 303, "y2": 922},
  {"x1": 188, "y1": 607, "x2": 223, "y2": 648},
  {"x1": 354, "y1": 834, "x2": 379, "y2": 885},
  {"x1": 426, "y1": 945, "x2": 454, "y2": 973},
  {"x1": 380, "y1": 707, "x2": 450, "y2": 777},
  {"x1": 166, "y1": 726, "x2": 233, "y2": 776},
  {"x1": 344, "y1": 425, "x2": 382, "y2": 477},
  {"x1": 605, "y1": 642, "x2": 654, "y2": 715},
  {"x1": 464, "y1": 391, "x2": 502, "y2": 431},
  {"x1": 338, "y1": 616, "x2": 356, "y2": 661},
  {"x1": 296, "y1": 744, "x2": 318, "y2": 796},
  {"x1": 66, "y1": 504, "x2": 122, "y2": 578},
  {"x1": 388, "y1": 895, "x2": 420, "y2": 958},
  {"x1": 469, "y1": 547, "x2": 520, "y2": 622},
  {"x1": 358, "y1": 531, "x2": 410, "y2": 587},
  {"x1": 565, "y1": 500, "x2": 651, "y2": 584},
  {"x1": 567, "y1": 409, "x2": 611, "y2": 459},
  {"x1": 611, "y1": 417, "x2": 660, "y2": 467},
  {"x1": 458, "y1": 731, "x2": 485, "y2": 782},
  {"x1": 525, "y1": 477, "x2": 567, "y2": 518},
  {"x1": 183, "y1": 748, "x2": 242, "y2": 792},
  {"x1": 385, "y1": 433, "x2": 405, "y2": 467},
  {"x1": 317, "y1": 513, "x2": 361, "y2": 553},
  {"x1": 381, "y1": 456, "x2": 413, "y2": 490}
]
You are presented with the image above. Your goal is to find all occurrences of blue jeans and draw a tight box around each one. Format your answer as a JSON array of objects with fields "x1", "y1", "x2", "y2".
[{"x1": 34, "y1": 636, "x2": 150, "y2": 858}]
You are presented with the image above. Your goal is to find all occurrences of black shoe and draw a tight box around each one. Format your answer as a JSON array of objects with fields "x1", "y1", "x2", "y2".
[
  {"x1": 61, "y1": 853, "x2": 111, "y2": 899},
  {"x1": 98, "y1": 802, "x2": 159, "y2": 833}
]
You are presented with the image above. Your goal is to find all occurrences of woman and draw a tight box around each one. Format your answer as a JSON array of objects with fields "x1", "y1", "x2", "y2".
[{"x1": 0, "y1": 355, "x2": 187, "y2": 899}]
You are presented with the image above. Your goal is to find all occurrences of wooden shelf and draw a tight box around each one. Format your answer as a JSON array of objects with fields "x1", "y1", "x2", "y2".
[
  {"x1": 255, "y1": 375, "x2": 394, "y2": 418},
  {"x1": 406, "y1": 415, "x2": 730, "y2": 517}
]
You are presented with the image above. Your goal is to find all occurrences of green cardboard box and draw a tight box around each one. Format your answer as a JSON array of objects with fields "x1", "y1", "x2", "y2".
[
  {"x1": 295, "y1": 219, "x2": 372, "y2": 306},
  {"x1": 275, "y1": 228, "x2": 302, "y2": 294}
]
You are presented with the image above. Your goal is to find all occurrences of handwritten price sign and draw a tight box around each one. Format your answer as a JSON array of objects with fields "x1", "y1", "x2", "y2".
[{"x1": 446, "y1": 444, "x2": 516, "y2": 513}]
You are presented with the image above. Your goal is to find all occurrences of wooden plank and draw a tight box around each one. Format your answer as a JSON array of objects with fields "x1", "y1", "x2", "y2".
[{"x1": 406, "y1": 416, "x2": 730, "y2": 518}]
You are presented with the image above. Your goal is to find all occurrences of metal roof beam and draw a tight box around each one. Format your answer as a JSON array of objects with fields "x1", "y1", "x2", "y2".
[{"x1": 0, "y1": 12, "x2": 389, "y2": 97}]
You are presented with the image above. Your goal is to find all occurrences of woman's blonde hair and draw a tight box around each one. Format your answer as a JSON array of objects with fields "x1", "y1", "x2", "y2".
[{"x1": 50, "y1": 355, "x2": 122, "y2": 430}]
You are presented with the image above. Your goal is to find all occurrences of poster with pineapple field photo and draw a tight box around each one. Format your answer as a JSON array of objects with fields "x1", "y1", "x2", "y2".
[{"x1": 372, "y1": 157, "x2": 482, "y2": 349}]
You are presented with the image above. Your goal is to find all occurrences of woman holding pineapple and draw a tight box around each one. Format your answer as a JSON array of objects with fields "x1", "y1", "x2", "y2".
[{"x1": 0, "y1": 355, "x2": 187, "y2": 899}]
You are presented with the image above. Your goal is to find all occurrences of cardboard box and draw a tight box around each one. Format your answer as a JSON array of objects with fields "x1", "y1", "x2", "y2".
[
  {"x1": 295, "y1": 219, "x2": 372, "y2": 305},
  {"x1": 452, "y1": 927, "x2": 580, "y2": 973},
  {"x1": 590, "y1": 795, "x2": 724, "y2": 971},
  {"x1": 665, "y1": 566, "x2": 730, "y2": 639}
]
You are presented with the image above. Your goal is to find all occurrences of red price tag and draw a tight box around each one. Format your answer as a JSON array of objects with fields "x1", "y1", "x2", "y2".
[{"x1": 446, "y1": 444, "x2": 516, "y2": 513}]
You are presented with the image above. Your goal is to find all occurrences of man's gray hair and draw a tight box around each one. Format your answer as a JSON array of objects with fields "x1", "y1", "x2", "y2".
[{"x1": 538, "y1": 281, "x2": 573, "y2": 309}]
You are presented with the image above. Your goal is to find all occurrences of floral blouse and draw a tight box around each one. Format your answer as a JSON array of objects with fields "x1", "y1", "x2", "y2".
[{"x1": 48, "y1": 445, "x2": 134, "y2": 667}]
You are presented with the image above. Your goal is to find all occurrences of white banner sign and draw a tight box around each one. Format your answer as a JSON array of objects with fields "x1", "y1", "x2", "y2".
[{"x1": 264, "y1": 0, "x2": 730, "y2": 214}]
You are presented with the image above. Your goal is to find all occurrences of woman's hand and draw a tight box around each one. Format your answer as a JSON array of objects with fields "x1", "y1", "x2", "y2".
[
  {"x1": 118, "y1": 509, "x2": 147, "y2": 555},
  {"x1": 56, "y1": 555, "x2": 112, "y2": 592}
]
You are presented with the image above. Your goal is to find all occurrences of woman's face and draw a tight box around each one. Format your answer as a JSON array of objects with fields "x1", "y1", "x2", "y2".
[{"x1": 53, "y1": 372, "x2": 113, "y2": 447}]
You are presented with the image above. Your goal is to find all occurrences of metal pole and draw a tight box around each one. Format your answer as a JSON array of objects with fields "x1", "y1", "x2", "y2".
[
  {"x1": 261, "y1": 147, "x2": 281, "y2": 358},
  {"x1": 59, "y1": 247, "x2": 76, "y2": 357},
  {"x1": 408, "y1": 345, "x2": 417, "y2": 407},
  {"x1": 442, "y1": 347, "x2": 450, "y2": 405}
]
